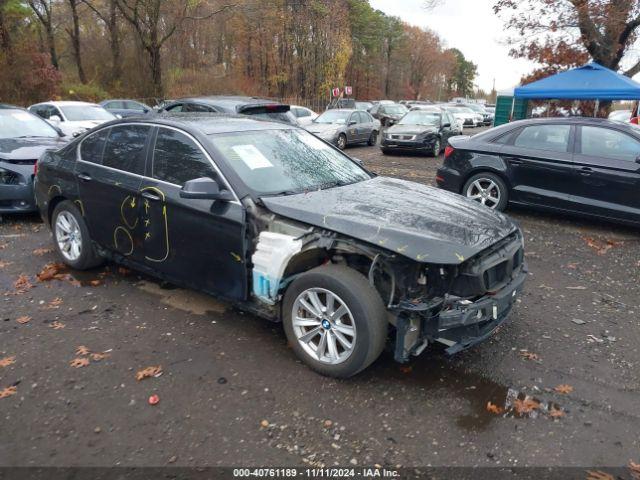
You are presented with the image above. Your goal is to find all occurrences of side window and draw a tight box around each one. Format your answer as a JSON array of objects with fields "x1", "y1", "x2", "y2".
[
  {"x1": 152, "y1": 128, "x2": 216, "y2": 186},
  {"x1": 185, "y1": 103, "x2": 215, "y2": 113},
  {"x1": 50, "y1": 106, "x2": 63, "y2": 120},
  {"x1": 581, "y1": 126, "x2": 640, "y2": 162},
  {"x1": 356, "y1": 112, "x2": 367, "y2": 123},
  {"x1": 165, "y1": 103, "x2": 183, "y2": 112},
  {"x1": 105, "y1": 101, "x2": 125, "y2": 109},
  {"x1": 514, "y1": 124, "x2": 570, "y2": 153},
  {"x1": 32, "y1": 106, "x2": 48, "y2": 119},
  {"x1": 80, "y1": 128, "x2": 109, "y2": 164},
  {"x1": 370, "y1": 104, "x2": 379, "y2": 115},
  {"x1": 102, "y1": 125, "x2": 150, "y2": 175},
  {"x1": 126, "y1": 101, "x2": 146, "y2": 112}
]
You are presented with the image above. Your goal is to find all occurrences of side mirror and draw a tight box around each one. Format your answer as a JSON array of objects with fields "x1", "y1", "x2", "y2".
[
  {"x1": 179, "y1": 177, "x2": 234, "y2": 201},
  {"x1": 442, "y1": 122, "x2": 451, "y2": 128},
  {"x1": 349, "y1": 120, "x2": 357, "y2": 126},
  {"x1": 49, "y1": 115, "x2": 62, "y2": 124}
]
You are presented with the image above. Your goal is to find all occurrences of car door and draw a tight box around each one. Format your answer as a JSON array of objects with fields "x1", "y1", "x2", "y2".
[
  {"x1": 357, "y1": 112, "x2": 373, "y2": 140},
  {"x1": 138, "y1": 126, "x2": 246, "y2": 300},
  {"x1": 75, "y1": 124, "x2": 150, "y2": 263},
  {"x1": 440, "y1": 112, "x2": 455, "y2": 144},
  {"x1": 570, "y1": 124, "x2": 640, "y2": 222},
  {"x1": 498, "y1": 123, "x2": 576, "y2": 210}
]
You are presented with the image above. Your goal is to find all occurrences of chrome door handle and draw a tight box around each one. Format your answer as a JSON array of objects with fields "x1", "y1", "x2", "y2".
[
  {"x1": 141, "y1": 191, "x2": 161, "y2": 201},
  {"x1": 77, "y1": 173, "x2": 92, "y2": 182},
  {"x1": 579, "y1": 167, "x2": 593, "y2": 176}
]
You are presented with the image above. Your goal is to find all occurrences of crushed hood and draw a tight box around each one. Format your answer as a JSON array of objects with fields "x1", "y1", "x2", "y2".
[
  {"x1": 261, "y1": 177, "x2": 517, "y2": 265},
  {"x1": 0, "y1": 137, "x2": 67, "y2": 161}
]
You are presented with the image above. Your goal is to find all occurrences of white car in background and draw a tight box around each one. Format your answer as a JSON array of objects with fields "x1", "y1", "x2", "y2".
[
  {"x1": 608, "y1": 109, "x2": 632, "y2": 123},
  {"x1": 445, "y1": 105, "x2": 483, "y2": 128},
  {"x1": 29, "y1": 101, "x2": 116, "y2": 137},
  {"x1": 290, "y1": 105, "x2": 318, "y2": 126}
]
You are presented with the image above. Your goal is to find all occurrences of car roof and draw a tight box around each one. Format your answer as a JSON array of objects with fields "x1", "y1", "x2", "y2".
[
  {"x1": 322, "y1": 109, "x2": 356, "y2": 113},
  {"x1": 0, "y1": 103, "x2": 20, "y2": 110},
  {"x1": 34, "y1": 101, "x2": 101, "y2": 107},
  {"x1": 173, "y1": 96, "x2": 285, "y2": 109},
  {"x1": 124, "y1": 112, "x2": 295, "y2": 135},
  {"x1": 101, "y1": 99, "x2": 144, "y2": 104}
]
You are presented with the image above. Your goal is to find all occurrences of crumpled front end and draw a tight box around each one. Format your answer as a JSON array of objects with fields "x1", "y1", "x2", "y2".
[{"x1": 390, "y1": 230, "x2": 527, "y2": 361}]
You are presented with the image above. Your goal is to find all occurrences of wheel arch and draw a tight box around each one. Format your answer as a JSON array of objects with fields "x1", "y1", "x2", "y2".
[{"x1": 47, "y1": 195, "x2": 68, "y2": 225}]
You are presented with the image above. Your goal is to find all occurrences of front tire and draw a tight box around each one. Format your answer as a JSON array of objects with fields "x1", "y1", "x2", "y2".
[
  {"x1": 283, "y1": 265, "x2": 387, "y2": 378},
  {"x1": 368, "y1": 130, "x2": 378, "y2": 146},
  {"x1": 52, "y1": 200, "x2": 102, "y2": 270},
  {"x1": 462, "y1": 172, "x2": 508, "y2": 211},
  {"x1": 337, "y1": 134, "x2": 347, "y2": 150},
  {"x1": 431, "y1": 138, "x2": 441, "y2": 157}
]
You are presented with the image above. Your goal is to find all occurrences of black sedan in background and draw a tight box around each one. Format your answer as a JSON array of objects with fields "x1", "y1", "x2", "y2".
[
  {"x1": 100, "y1": 99, "x2": 152, "y2": 118},
  {"x1": 381, "y1": 109, "x2": 457, "y2": 156},
  {"x1": 157, "y1": 96, "x2": 299, "y2": 126},
  {"x1": 0, "y1": 104, "x2": 67, "y2": 213},
  {"x1": 436, "y1": 117, "x2": 640, "y2": 226},
  {"x1": 369, "y1": 103, "x2": 408, "y2": 127}
]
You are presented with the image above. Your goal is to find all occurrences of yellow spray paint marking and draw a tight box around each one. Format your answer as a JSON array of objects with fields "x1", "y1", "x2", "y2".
[
  {"x1": 455, "y1": 253, "x2": 465, "y2": 262},
  {"x1": 113, "y1": 226, "x2": 134, "y2": 256},
  {"x1": 48, "y1": 185, "x2": 61, "y2": 196},
  {"x1": 120, "y1": 195, "x2": 138, "y2": 229},
  {"x1": 130, "y1": 197, "x2": 136, "y2": 208},
  {"x1": 378, "y1": 239, "x2": 388, "y2": 245},
  {"x1": 144, "y1": 232, "x2": 152, "y2": 240},
  {"x1": 230, "y1": 252, "x2": 242, "y2": 262},
  {"x1": 74, "y1": 199, "x2": 85, "y2": 216},
  {"x1": 140, "y1": 186, "x2": 170, "y2": 263},
  {"x1": 396, "y1": 245, "x2": 408, "y2": 253},
  {"x1": 144, "y1": 219, "x2": 150, "y2": 227},
  {"x1": 416, "y1": 253, "x2": 428, "y2": 261}
]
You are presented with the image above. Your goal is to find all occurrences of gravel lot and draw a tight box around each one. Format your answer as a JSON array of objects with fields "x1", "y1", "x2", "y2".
[{"x1": 1, "y1": 127, "x2": 639, "y2": 471}]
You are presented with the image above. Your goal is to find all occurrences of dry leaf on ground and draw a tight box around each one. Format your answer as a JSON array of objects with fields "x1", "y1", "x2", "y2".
[
  {"x1": 90, "y1": 352, "x2": 110, "y2": 361},
  {"x1": 519, "y1": 351, "x2": 540, "y2": 361},
  {"x1": 0, "y1": 261, "x2": 12, "y2": 269},
  {"x1": 486, "y1": 401, "x2": 504, "y2": 414},
  {"x1": 0, "y1": 356, "x2": 16, "y2": 368},
  {"x1": 583, "y1": 236, "x2": 623, "y2": 256},
  {"x1": 76, "y1": 346, "x2": 90, "y2": 356},
  {"x1": 12, "y1": 274, "x2": 33, "y2": 294},
  {"x1": 513, "y1": 398, "x2": 540, "y2": 415},
  {"x1": 586, "y1": 471, "x2": 615, "y2": 480},
  {"x1": 0, "y1": 243, "x2": 7, "y2": 249},
  {"x1": 36, "y1": 263, "x2": 67, "y2": 281},
  {"x1": 548, "y1": 406, "x2": 565, "y2": 418},
  {"x1": 16, "y1": 315, "x2": 31, "y2": 324},
  {"x1": 0, "y1": 386, "x2": 17, "y2": 399},
  {"x1": 46, "y1": 297, "x2": 63, "y2": 309},
  {"x1": 554, "y1": 384, "x2": 574, "y2": 394},
  {"x1": 70, "y1": 357, "x2": 89, "y2": 368},
  {"x1": 136, "y1": 365, "x2": 163, "y2": 381},
  {"x1": 33, "y1": 248, "x2": 53, "y2": 256},
  {"x1": 50, "y1": 321, "x2": 65, "y2": 330},
  {"x1": 399, "y1": 365, "x2": 413, "y2": 374},
  {"x1": 629, "y1": 461, "x2": 640, "y2": 480},
  {"x1": 89, "y1": 280, "x2": 102, "y2": 287}
]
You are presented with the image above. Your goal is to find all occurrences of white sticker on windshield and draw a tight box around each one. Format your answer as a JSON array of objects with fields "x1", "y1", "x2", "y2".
[
  {"x1": 232, "y1": 144, "x2": 273, "y2": 170},
  {"x1": 11, "y1": 112, "x2": 32, "y2": 121}
]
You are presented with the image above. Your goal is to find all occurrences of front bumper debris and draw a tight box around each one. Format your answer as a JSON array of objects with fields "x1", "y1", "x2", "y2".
[{"x1": 393, "y1": 264, "x2": 527, "y2": 362}]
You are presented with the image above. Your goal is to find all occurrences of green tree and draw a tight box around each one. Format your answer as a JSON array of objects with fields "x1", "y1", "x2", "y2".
[{"x1": 446, "y1": 48, "x2": 477, "y2": 98}]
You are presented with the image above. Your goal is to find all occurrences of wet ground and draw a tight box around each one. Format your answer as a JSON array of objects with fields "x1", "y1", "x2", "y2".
[{"x1": 1, "y1": 127, "x2": 639, "y2": 471}]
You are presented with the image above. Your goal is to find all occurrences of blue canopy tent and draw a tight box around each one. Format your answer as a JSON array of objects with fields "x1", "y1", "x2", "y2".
[
  {"x1": 491, "y1": 63, "x2": 640, "y2": 126},
  {"x1": 514, "y1": 63, "x2": 640, "y2": 100}
]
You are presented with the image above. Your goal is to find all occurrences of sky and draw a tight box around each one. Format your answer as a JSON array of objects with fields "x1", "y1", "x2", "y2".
[{"x1": 368, "y1": 0, "x2": 538, "y2": 92}]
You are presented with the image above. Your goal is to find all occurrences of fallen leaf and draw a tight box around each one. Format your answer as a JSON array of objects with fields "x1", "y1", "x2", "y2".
[
  {"x1": 0, "y1": 386, "x2": 17, "y2": 399},
  {"x1": 513, "y1": 397, "x2": 540, "y2": 415},
  {"x1": 0, "y1": 356, "x2": 15, "y2": 368},
  {"x1": 586, "y1": 471, "x2": 614, "y2": 480},
  {"x1": 135, "y1": 365, "x2": 163, "y2": 381},
  {"x1": 486, "y1": 401, "x2": 504, "y2": 414},
  {"x1": 260, "y1": 419, "x2": 269, "y2": 428},
  {"x1": 0, "y1": 260, "x2": 12, "y2": 268},
  {"x1": 12, "y1": 274, "x2": 33, "y2": 294},
  {"x1": 519, "y1": 351, "x2": 540, "y2": 361},
  {"x1": 583, "y1": 236, "x2": 623, "y2": 256},
  {"x1": 36, "y1": 263, "x2": 67, "y2": 282},
  {"x1": 89, "y1": 280, "x2": 102, "y2": 287},
  {"x1": 46, "y1": 297, "x2": 63, "y2": 309},
  {"x1": 16, "y1": 315, "x2": 31, "y2": 324},
  {"x1": 117, "y1": 267, "x2": 131, "y2": 276},
  {"x1": 548, "y1": 406, "x2": 565, "y2": 418},
  {"x1": 32, "y1": 247, "x2": 53, "y2": 256},
  {"x1": 0, "y1": 243, "x2": 7, "y2": 249},
  {"x1": 90, "y1": 352, "x2": 110, "y2": 361},
  {"x1": 76, "y1": 346, "x2": 90, "y2": 356},
  {"x1": 399, "y1": 365, "x2": 413, "y2": 374},
  {"x1": 628, "y1": 461, "x2": 640, "y2": 480},
  {"x1": 554, "y1": 384, "x2": 574, "y2": 394},
  {"x1": 50, "y1": 321, "x2": 65, "y2": 330},
  {"x1": 69, "y1": 357, "x2": 89, "y2": 368}
]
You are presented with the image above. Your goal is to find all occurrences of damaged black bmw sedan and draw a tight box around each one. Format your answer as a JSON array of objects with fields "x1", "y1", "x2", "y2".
[{"x1": 34, "y1": 114, "x2": 526, "y2": 378}]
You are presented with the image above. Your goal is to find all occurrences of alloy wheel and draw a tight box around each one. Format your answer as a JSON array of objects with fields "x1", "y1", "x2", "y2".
[
  {"x1": 292, "y1": 288, "x2": 357, "y2": 365},
  {"x1": 55, "y1": 211, "x2": 83, "y2": 261},
  {"x1": 465, "y1": 178, "x2": 501, "y2": 209},
  {"x1": 337, "y1": 135, "x2": 347, "y2": 150}
]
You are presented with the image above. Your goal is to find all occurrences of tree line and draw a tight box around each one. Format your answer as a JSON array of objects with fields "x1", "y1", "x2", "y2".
[{"x1": 0, "y1": 0, "x2": 478, "y2": 106}]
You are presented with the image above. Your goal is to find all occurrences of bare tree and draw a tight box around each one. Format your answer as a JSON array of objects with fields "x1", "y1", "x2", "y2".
[
  {"x1": 27, "y1": 0, "x2": 58, "y2": 69},
  {"x1": 82, "y1": 0, "x2": 121, "y2": 85}
]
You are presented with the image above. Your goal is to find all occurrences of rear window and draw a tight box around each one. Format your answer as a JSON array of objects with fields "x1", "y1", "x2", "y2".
[
  {"x1": 514, "y1": 124, "x2": 570, "y2": 153},
  {"x1": 80, "y1": 128, "x2": 109, "y2": 164}
]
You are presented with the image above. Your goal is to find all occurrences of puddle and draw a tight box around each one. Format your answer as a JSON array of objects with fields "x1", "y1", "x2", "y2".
[
  {"x1": 136, "y1": 280, "x2": 228, "y2": 315},
  {"x1": 362, "y1": 352, "x2": 565, "y2": 431}
]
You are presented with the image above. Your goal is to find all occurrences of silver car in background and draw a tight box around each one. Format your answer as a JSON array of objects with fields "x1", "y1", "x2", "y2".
[{"x1": 305, "y1": 109, "x2": 381, "y2": 150}]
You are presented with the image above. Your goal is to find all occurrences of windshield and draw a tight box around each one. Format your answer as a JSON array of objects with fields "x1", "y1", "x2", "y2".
[
  {"x1": 314, "y1": 110, "x2": 351, "y2": 124},
  {"x1": 0, "y1": 109, "x2": 59, "y2": 139},
  {"x1": 467, "y1": 104, "x2": 485, "y2": 112},
  {"x1": 60, "y1": 105, "x2": 115, "y2": 121},
  {"x1": 381, "y1": 105, "x2": 407, "y2": 114},
  {"x1": 355, "y1": 102, "x2": 372, "y2": 110},
  {"x1": 452, "y1": 107, "x2": 473, "y2": 114},
  {"x1": 209, "y1": 129, "x2": 371, "y2": 195},
  {"x1": 398, "y1": 111, "x2": 440, "y2": 126}
]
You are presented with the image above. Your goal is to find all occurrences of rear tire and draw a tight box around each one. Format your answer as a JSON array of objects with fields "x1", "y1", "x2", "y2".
[
  {"x1": 462, "y1": 172, "x2": 509, "y2": 211},
  {"x1": 283, "y1": 265, "x2": 388, "y2": 378},
  {"x1": 368, "y1": 130, "x2": 378, "y2": 146},
  {"x1": 52, "y1": 200, "x2": 103, "y2": 270}
]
